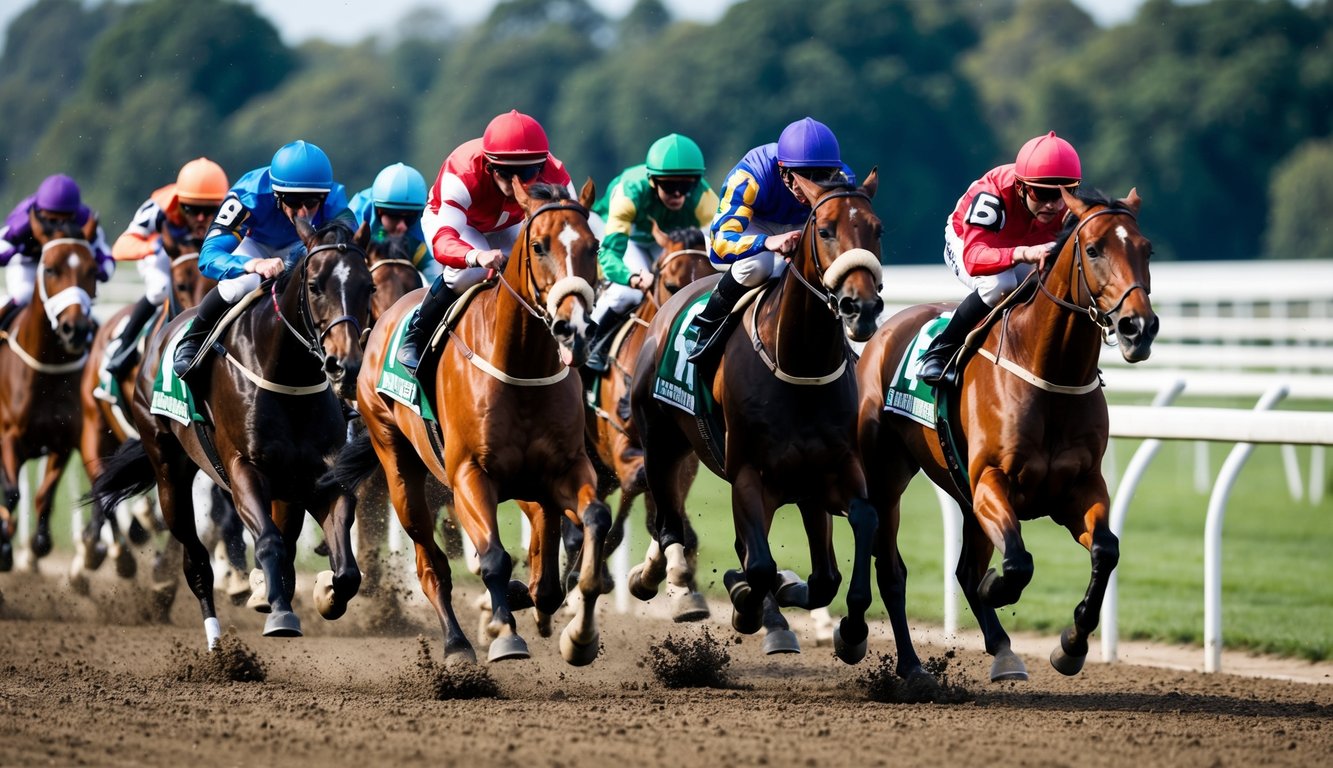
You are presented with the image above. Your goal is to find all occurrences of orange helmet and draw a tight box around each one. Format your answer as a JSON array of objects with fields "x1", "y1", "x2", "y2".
[
  {"x1": 1015, "y1": 131, "x2": 1081, "y2": 186},
  {"x1": 175, "y1": 157, "x2": 230, "y2": 204},
  {"x1": 482, "y1": 110, "x2": 549, "y2": 166}
]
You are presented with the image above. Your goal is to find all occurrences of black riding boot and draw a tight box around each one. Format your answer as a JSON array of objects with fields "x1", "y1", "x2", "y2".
[
  {"x1": 685, "y1": 270, "x2": 747, "y2": 366},
  {"x1": 584, "y1": 307, "x2": 633, "y2": 375},
  {"x1": 105, "y1": 296, "x2": 157, "y2": 378},
  {"x1": 172, "y1": 288, "x2": 231, "y2": 380},
  {"x1": 397, "y1": 276, "x2": 459, "y2": 376},
  {"x1": 916, "y1": 290, "x2": 991, "y2": 388}
]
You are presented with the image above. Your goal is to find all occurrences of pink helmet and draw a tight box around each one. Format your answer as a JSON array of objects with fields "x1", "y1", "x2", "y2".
[
  {"x1": 1015, "y1": 131, "x2": 1081, "y2": 185},
  {"x1": 482, "y1": 110, "x2": 549, "y2": 166}
]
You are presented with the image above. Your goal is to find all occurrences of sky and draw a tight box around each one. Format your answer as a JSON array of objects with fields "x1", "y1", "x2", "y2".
[{"x1": 0, "y1": 0, "x2": 1152, "y2": 48}]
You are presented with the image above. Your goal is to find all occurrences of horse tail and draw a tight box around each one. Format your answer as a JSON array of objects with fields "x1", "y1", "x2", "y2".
[
  {"x1": 85, "y1": 439, "x2": 155, "y2": 511},
  {"x1": 320, "y1": 429, "x2": 380, "y2": 495}
]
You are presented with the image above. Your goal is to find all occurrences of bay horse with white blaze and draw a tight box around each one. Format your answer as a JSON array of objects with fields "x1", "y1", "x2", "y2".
[
  {"x1": 90, "y1": 219, "x2": 372, "y2": 647},
  {"x1": 332, "y1": 181, "x2": 610, "y2": 666},
  {"x1": 629, "y1": 172, "x2": 904, "y2": 664},
  {"x1": 0, "y1": 213, "x2": 100, "y2": 572},
  {"x1": 857, "y1": 188, "x2": 1157, "y2": 681}
]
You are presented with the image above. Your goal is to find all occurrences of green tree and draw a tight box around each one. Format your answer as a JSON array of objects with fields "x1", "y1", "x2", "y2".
[{"x1": 1264, "y1": 139, "x2": 1333, "y2": 259}]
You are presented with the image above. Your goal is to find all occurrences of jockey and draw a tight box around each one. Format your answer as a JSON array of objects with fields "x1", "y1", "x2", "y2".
[
  {"x1": 685, "y1": 117, "x2": 855, "y2": 366},
  {"x1": 347, "y1": 162, "x2": 442, "y2": 283},
  {"x1": 173, "y1": 140, "x2": 354, "y2": 379},
  {"x1": 397, "y1": 109, "x2": 578, "y2": 375},
  {"x1": 916, "y1": 131, "x2": 1082, "y2": 388},
  {"x1": 583, "y1": 133, "x2": 719, "y2": 374},
  {"x1": 0, "y1": 174, "x2": 113, "y2": 327},
  {"x1": 105, "y1": 157, "x2": 230, "y2": 377}
]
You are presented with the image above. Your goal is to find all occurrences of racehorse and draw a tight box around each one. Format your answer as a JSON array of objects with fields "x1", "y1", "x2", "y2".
[
  {"x1": 627, "y1": 172, "x2": 897, "y2": 662},
  {"x1": 331, "y1": 180, "x2": 610, "y2": 665},
  {"x1": 856, "y1": 188, "x2": 1157, "y2": 681},
  {"x1": 359, "y1": 226, "x2": 426, "y2": 322},
  {"x1": 0, "y1": 212, "x2": 100, "y2": 572},
  {"x1": 74, "y1": 227, "x2": 217, "y2": 588},
  {"x1": 574, "y1": 224, "x2": 713, "y2": 615},
  {"x1": 90, "y1": 219, "x2": 373, "y2": 647}
]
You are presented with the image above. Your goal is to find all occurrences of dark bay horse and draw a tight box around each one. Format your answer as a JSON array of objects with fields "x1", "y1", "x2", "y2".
[
  {"x1": 629, "y1": 172, "x2": 898, "y2": 662},
  {"x1": 334, "y1": 180, "x2": 610, "y2": 666},
  {"x1": 90, "y1": 219, "x2": 372, "y2": 647},
  {"x1": 0, "y1": 213, "x2": 100, "y2": 572},
  {"x1": 857, "y1": 189, "x2": 1157, "y2": 681},
  {"x1": 575, "y1": 224, "x2": 713, "y2": 617},
  {"x1": 75, "y1": 229, "x2": 216, "y2": 587},
  {"x1": 360, "y1": 227, "x2": 426, "y2": 322}
]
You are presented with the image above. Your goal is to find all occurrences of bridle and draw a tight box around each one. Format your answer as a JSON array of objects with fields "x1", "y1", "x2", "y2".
[
  {"x1": 1036, "y1": 206, "x2": 1148, "y2": 337},
  {"x1": 643, "y1": 244, "x2": 709, "y2": 310},
  {"x1": 783, "y1": 188, "x2": 882, "y2": 314},
  {"x1": 271, "y1": 241, "x2": 366, "y2": 362},
  {"x1": 495, "y1": 200, "x2": 596, "y2": 335}
]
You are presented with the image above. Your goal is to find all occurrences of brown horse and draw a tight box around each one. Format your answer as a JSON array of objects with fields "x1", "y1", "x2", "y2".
[
  {"x1": 332, "y1": 180, "x2": 609, "y2": 665},
  {"x1": 573, "y1": 224, "x2": 713, "y2": 615},
  {"x1": 628, "y1": 172, "x2": 895, "y2": 661},
  {"x1": 856, "y1": 188, "x2": 1157, "y2": 681},
  {"x1": 90, "y1": 219, "x2": 373, "y2": 647},
  {"x1": 359, "y1": 227, "x2": 427, "y2": 322},
  {"x1": 0, "y1": 213, "x2": 101, "y2": 572},
  {"x1": 74, "y1": 229, "x2": 216, "y2": 586}
]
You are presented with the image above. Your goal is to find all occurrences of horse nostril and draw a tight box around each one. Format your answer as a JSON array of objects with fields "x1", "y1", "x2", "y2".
[
  {"x1": 323, "y1": 355, "x2": 340, "y2": 375},
  {"x1": 552, "y1": 320, "x2": 573, "y2": 337}
]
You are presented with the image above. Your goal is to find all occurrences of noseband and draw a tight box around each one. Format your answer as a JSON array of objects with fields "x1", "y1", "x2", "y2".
[
  {"x1": 784, "y1": 189, "x2": 882, "y2": 314},
  {"x1": 1037, "y1": 206, "x2": 1148, "y2": 333},
  {"x1": 271, "y1": 241, "x2": 366, "y2": 361}
]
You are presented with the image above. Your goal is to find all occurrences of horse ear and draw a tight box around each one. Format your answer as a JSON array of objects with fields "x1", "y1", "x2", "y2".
[
  {"x1": 1061, "y1": 186, "x2": 1088, "y2": 218},
  {"x1": 27, "y1": 208, "x2": 48, "y2": 243},
  {"x1": 513, "y1": 177, "x2": 533, "y2": 210},
  {"x1": 81, "y1": 215, "x2": 98, "y2": 243},
  {"x1": 293, "y1": 216, "x2": 316, "y2": 246},
  {"x1": 578, "y1": 177, "x2": 596, "y2": 210},
  {"x1": 861, "y1": 167, "x2": 878, "y2": 199},
  {"x1": 1122, "y1": 187, "x2": 1142, "y2": 214},
  {"x1": 791, "y1": 173, "x2": 824, "y2": 206},
  {"x1": 650, "y1": 217, "x2": 669, "y2": 249},
  {"x1": 353, "y1": 221, "x2": 371, "y2": 251}
]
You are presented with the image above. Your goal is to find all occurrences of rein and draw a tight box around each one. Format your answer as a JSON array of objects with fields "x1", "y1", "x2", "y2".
[
  {"x1": 643, "y1": 247, "x2": 708, "y2": 310},
  {"x1": 38, "y1": 238, "x2": 95, "y2": 331},
  {"x1": 1036, "y1": 206, "x2": 1147, "y2": 338},
  {"x1": 369, "y1": 257, "x2": 425, "y2": 287},
  {"x1": 270, "y1": 241, "x2": 365, "y2": 362}
]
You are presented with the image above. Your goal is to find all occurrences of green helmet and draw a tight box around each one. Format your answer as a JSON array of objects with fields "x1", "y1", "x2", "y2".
[{"x1": 645, "y1": 133, "x2": 706, "y2": 177}]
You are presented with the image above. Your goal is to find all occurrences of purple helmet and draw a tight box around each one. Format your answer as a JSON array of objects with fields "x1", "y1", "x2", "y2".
[
  {"x1": 35, "y1": 174, "x2": 82, "y2": 213},
  {"x1": 777, "y1": 117, "x2": 841, "y2": 168}
]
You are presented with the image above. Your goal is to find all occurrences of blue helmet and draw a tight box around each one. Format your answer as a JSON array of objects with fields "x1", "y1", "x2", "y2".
[
  {"x1": 371, "y1": 163, "x2": 428, "y2": 211},
  {"x1": 269, "y1": 140, "x2": 334, "y2": 193},
  {"x1": 777, "y1": 117, "x2": 841, "y2": 168}
]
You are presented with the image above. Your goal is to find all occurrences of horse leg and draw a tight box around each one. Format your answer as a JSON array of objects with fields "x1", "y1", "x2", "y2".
[
  {"x1": 309, "y1": 490, "x2": 361, "y2": 621},
  {"x1": 229, "y1": 468, "x2": 301, "y2": 637},
  {"x1": 211, "y1": 488, "x2": 251, "y2": 605},
  {"x1": 973, "y1": 470, "x2": 1034, "y2": 608},
  {"x1": 29, "y1": 450, "x2": 72, "y2": 562},
  {"x1": 354, "y1": 471, "x2": 391, "y2": 598},
  {"x1": 157, "y1": 460, "x2": 222, "y2": 649},
  {"x1": 451, "y1": 462, "x2": 527, "y2": 662},
  {"x1": 865, "y1": 497, "x2": 927, "y2": 679},
  {"x1": 956, "y1": 515, "x2": 1026, "y2": 681},
  {"x1": 832, "y1": 498, "x2": 878, "y2": 665},
  {"x1": 627, "y1": 416, "x2": 693, "y2": 606},
  {"x1": 518, "y1": 501, "x2": 559, "y2": 639},
  {"x1": 723, "y1": 467, "x2": 778, "y2": 636},
  {"x1": 1051, "y1": 486, "x2": 1119, "y2": 676},
  {"x1": 552, "y1": 469, "x2": 611, "y2": 667},
  {"x1": 643, "y1": 478, "x2": 709, "y2": 622}
]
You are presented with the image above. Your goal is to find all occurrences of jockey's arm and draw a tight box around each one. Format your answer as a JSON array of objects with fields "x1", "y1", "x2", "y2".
[
  {"x1": 596, "y1": 187, "x2": 637, "y2": 286},
  {"x1": 427, "y1": 201, "x2": 486, "y2": 270},
  {"x1": 198, "y1": 193, "x2": 253, "y2": 281},
  {"x1": 112, "y1": 196, "x2": 165, "y2": 261},
  {"x1": 709, "y1": 169, "x2": 768, "y2": 264}
]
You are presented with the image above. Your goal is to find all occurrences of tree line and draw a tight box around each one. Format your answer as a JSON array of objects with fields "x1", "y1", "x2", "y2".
[{"x1": 2, "y1": 0, "x2": 1330, "y2": 264}]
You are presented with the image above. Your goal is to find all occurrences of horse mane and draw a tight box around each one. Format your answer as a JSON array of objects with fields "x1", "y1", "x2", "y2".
[
  {"x1": 524, "y1": 183, "x2": 573, "y2": 203},
  {"x1": 665, "y1": 227, "x2": 705, "y2": 251},
  {"x1": 1052, "y1": 190, "x2": 1131, "y2": 254}
]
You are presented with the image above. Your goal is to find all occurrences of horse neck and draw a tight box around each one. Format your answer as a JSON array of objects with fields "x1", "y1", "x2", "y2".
[
  {"x1": 1008, "y1": 245, "x2": 1102, "y2": 385},
  {"x1": 769, "y1": 238, "x2": 844, "y2": 376},
  {"x1": 255, "y1": 272, "x2": 322, "y2": 380},
  {"x1": 16, "y1": 279, "x2": 61, "y2": 354},
  {"x1": 488, "y1": 257, "x2": 564, "y2": 378}
]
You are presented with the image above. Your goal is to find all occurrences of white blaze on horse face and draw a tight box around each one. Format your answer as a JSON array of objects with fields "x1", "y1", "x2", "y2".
[
  {"x1": 332, "y1": 261, "x2": 351, "y2": 307},
  {"x1": 558, "y1": 222, "x2": 580, "y2": 276},
  {"x1": 67, "y1": 253, "x2": 82, "y2": 270},
  {"x1": 849, "y1": 206, "x2": 860, "y2": 221},
  {"x1": 1116, "y1": 224, "x2": 1130, "y2": 246}
]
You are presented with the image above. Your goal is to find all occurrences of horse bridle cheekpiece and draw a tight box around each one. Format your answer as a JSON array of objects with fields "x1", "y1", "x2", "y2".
[
  {"x1": 500, "y1": 201, "x2": 596, "y2": 334},
  {"x1": 271, "y1": 241, "x2": 365, "y2": 362},
  {"x1": 38, "y1": 238, "x2": 95, "y2": 331},
  {"x1": 1038, "y1": 206, "x2": 1147, "y2": 336},
  {"x1": 785, "y1": 189, "x2": 884, "y2": 315}
]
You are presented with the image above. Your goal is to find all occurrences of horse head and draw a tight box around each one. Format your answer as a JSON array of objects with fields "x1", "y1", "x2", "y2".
[
  {"x1": 1057, "y1": 187, "x2": 1158, "y2": 362},
  {"x1": 789, "y1": 169, "x2": 885, "y2": 342},
  {"x1": 292, "y1": 219, "x2": 373, "y2": 400},
  {"x1": 649, "y1": 222, "x2": 712, "y2": 303},
  {"x1": 358, "y1": 221, "x2": 423, "y2": 322},
  {"x1": 28, "y1": 210, "x2": 99, "y2": 354},
  {"x1": 510, "y1": 178, "x2": 600, "y2": 367},
  {"x1": 160, "y1": 226, "x2": 213, "y2": 312}
]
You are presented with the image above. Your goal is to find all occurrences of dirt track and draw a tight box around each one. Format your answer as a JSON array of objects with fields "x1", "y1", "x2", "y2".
[{"x1": 2, "y1": 559, "x2": 1330, "y2": 768}]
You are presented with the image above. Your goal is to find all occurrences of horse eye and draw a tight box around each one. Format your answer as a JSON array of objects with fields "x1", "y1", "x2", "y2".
[
  {"x1": 818, "y1": 227, "x2": 833, "y2": 239},
  {"x1": 1085, "y1": 244, "x2": 1099, "y2": 259},
  {"x1": 308, "y1": 280, "x2": 322, "y2": 295},
  {"x1": 532, "y1": 241, "x2": 546, "y2": 256}
]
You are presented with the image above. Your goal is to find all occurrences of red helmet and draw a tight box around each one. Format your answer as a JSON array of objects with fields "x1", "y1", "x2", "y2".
[
  {"x1": 1015, "y1": 131, "x2": 1081, "y2": 185},
  {"x1": 482, "y1": 110, "x2": 549, "y2": 166}
]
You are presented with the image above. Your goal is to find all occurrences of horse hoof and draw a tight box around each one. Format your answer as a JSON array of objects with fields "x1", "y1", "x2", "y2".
[
  {"x1": 127, "y1": 516, "x2": 151, "y2": 545},
  {"x1": 533, "y1": 609, "x2": 554, "y2": 638},
  {"x1": 246, "y1": 569, "x2": 271, "y2": 613},
  {"x1": 82, "y1": 540, "x2": 108, "y2": 571},
  {"x1": 486, "y1": 634, "x2": 530, "y2": 663},
  {"x1": 506, "y1": 579, "x2": 534, "y2": 611},
  {"x1": 811, "y1": 607, "x2": 835, "y2": 647},
  {"x1": 313, "y1": 570, "x2": 346, "y2": 620},
  {"x1": 559, "y1": 626, "x2": 600, "y2": 666},
  {"x1": 263, "y1": 610, "x2": 303, "y2": 637},
  {"x1": 627, "y1": 563, "x2": 661, "y2": 601},
  {"x1": 113, "y1": 546, "x2": 137, "y2": 579},
  {"x1": 990, "y1": 648, "x2": 1029, "y2": 682},
  {"x1": 773, "y1": 570, "x2": 808, "y2": 608},
  {"x1": 1050, "y1": 626, "x2": 1089, "y2": 676},
  {"x1": 68, "y1": 570, "x2": 90, "y2": 597},
  {"x1": 762, "y1": 628, "x2": 801, "y2": 655},
  {"x1": 669, "y1": 590, "x2": 710, "y2": 623},
  {"x1": 0, "y1": 542, "x2": 12, "y2": 572},
  {"x1": 833, "y1": 625, "x2": 868, "y2": 665},
  {"x1": 731, "y1": 607, "x2": 763, "y2": 636},
  {"x1": 225, "y1": 570, "x2": 251, "y2": 606},
  {"x1": 444, "y1": 646, "x2": 478, "y2": 667}
]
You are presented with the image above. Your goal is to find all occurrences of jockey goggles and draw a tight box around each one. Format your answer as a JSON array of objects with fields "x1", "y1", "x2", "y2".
[
  {"x1": 378, "y1": 208, "x2": 420, "y2": 224},
  {"x1": 652, "y1": 177, "x2": 698, "y2": 197},
  {"x1": 1022, "y1": 182, "x2": 1079, "y2": 203},
  {"x1": 179, "y1": 202, "x2": 220, "y2": 218},
  {"x1": 489, "y1": 161, "x2": 545, "y2": 183},
  {"x1": 277, "y1": 192, "x2": 327, "y2": 211}
]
